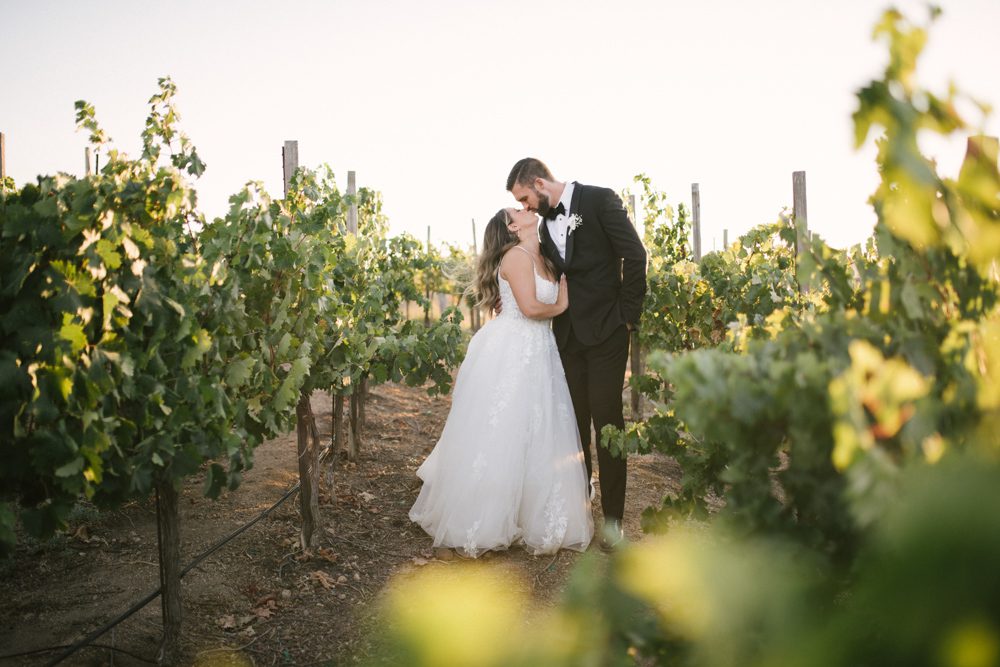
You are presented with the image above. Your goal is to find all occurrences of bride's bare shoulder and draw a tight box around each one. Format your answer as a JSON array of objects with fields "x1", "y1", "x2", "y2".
[
  {"x1": 501, "y1": 246, "x2": 532, "y2": 260},
  {"x1": 499, "y1": 247, "x2": 532, "y2": 274}
]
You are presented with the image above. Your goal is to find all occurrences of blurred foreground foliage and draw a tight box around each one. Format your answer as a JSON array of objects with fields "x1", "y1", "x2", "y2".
[
  {"x1": 370, "y1": 455, "x2": 1000, "y2": 667},
  {"x1": 369, "y1": 7, "x2": 1000, "y2": 666}
]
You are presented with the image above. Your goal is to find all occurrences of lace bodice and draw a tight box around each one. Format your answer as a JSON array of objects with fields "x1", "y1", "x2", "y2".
[{"x1": 497, "y1": 251, "x2": 558, "y2": 322}]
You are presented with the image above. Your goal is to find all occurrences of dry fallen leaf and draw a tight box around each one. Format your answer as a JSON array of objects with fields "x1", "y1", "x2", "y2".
[
  {"x1": 253, "y1": 594, "x2": 278, "y2": 608},
  {"x1": 315, "y1": 547, "x2": 339, "y2": 564},
  {"x1": 310, "y1": 570, "x2": 337, "y2": 590},
  {"x1": 216, "y1": 613, "x2": 256, "y2": 631}
]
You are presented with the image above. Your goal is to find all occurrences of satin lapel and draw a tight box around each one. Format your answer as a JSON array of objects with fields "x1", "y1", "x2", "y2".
[
  {"x1": 564, "y1": 182, "x2": 584, "y2": 266},
  {"x1": 539, "y1": 217, "x2": 565, "y2": 270}
]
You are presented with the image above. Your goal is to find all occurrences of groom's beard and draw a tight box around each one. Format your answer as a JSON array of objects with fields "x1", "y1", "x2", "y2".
[{"x1": 534, "y1": 190, "x2": 552, "y2": 218}]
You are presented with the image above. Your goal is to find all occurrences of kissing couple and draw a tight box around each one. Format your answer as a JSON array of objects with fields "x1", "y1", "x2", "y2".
[{"x1": 409, "y1": 157, "x2": 648, "y2": 556}]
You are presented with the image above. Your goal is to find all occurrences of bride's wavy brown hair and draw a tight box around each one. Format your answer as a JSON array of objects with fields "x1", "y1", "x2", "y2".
[
  {"x1": 475, "y1": 209, "x2": 519, "y2": 312},
  {"x1": 474, "y1": 209, "x2": 558, "y2": 312}
]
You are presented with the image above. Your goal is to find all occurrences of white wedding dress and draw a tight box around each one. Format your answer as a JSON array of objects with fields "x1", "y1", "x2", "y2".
[{"x1": 409, "y1": 251, "x2": 594, "y2": 557}]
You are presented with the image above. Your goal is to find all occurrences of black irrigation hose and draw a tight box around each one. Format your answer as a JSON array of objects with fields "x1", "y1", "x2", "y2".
[
  {"x1": 0, "y1": 642, "x2": 157, "y2": 664},
  {"x1": 181, "y1": 481, "x2": 300, "y2": 578},
  {"x1": 0, "y1": 480, "x2": 302, "y2": 666}
]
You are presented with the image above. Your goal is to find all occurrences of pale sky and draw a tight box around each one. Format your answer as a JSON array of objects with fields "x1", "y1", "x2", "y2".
[{"x1": 2, "y1": 0, "x2": 998, "y2": 252}]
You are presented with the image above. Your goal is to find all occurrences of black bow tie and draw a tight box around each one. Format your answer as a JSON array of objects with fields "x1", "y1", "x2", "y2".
[{"x1": 543, "y1": 202, "x2": 566, "y2": 221}]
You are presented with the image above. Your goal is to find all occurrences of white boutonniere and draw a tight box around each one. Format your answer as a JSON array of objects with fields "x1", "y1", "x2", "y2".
[{"x1": 567, "y1": 214, "x2": 583, "y2": 235}]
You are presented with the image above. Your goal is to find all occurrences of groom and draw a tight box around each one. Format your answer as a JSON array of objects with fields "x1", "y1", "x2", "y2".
[{"x1": 506, "y1": 158, "x2": 647, "y2": 550}]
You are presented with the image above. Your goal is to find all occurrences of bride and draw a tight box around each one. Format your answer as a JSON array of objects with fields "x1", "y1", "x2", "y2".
[{"x1": 409, "y1": 207, "x2": 594, "y2": 557}]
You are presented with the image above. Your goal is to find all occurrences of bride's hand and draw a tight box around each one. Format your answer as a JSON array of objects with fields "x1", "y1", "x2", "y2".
[{"x1": 556, "y1": 275, "x2": 569, "y2": 313}]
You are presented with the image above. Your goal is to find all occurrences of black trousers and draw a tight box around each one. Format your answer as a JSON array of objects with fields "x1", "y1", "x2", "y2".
[{"x1": 560, "y1": 323, "x2": 630, "y2": 522}]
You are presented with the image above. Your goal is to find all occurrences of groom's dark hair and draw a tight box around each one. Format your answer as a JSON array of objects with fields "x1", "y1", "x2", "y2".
[{"x1": 506, "y1": 158, "x2": 554, "y2": 191}]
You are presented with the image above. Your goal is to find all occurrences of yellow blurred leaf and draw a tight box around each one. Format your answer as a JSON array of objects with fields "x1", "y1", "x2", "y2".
[
  {"x1": 384, "y1": 563, "x2": 524, "y2": 667},
  {"x1": 940, "y1": 618, "x2": 1000, "y2": 667}
]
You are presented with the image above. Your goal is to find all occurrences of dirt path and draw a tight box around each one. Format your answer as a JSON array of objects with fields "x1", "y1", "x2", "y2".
[{"x1": 0, "y1": 381, "x2": 683, "y2": 666}]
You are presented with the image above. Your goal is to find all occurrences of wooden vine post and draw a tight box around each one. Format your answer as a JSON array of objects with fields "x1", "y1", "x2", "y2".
[
  {"x1": 333, "y1": 388, "x2": 347, "y2": 461},
  {"x1": 628, "y1": 194, "x2": 643, "y2": 420},
  {"x1": 346, "y1": 171, "x2": 363, "y2": 462},
  {"x1": 155, "y1": 481, "x2": 182, "y2": 664},
  {"x1": 357, "y1": 188, "x2": 368, "y2": 436},
  {"x1": 424, "y1": 226, "x2": 432, "y2": 326},
  {"x1": 793, "y1": 171, "x2": 809, "y2": 294},
  {"x1": 471, "y1": 217, "x2": 481, "y2": 332},
  {"x1": 691, "y1": 183, "x2": 702, "y2": 262},
  {"x1": 284, "y1": 140, "x2": 320, "y2": 549},
  {"x1": 329, "y1": 169, "x2": 349, "y2": 464}
]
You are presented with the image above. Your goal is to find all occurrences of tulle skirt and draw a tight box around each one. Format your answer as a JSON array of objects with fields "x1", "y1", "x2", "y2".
[{"x1": 409, "y1": 314, "x2": 594, "y2": 557}]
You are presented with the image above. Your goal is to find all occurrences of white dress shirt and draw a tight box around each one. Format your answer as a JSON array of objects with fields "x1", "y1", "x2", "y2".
[{"x1": 545, "y1": 181, "x2": 575, "y2": 260}]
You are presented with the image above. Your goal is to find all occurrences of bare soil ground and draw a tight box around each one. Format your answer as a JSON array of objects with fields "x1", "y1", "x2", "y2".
[{"x1": 0, "y1": 381, "x2": 684, "y2": 666}]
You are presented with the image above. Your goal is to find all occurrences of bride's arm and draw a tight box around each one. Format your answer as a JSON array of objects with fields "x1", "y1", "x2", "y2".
[{"x1": 499, "y1": 251, "x2": 568, "y2": 319}]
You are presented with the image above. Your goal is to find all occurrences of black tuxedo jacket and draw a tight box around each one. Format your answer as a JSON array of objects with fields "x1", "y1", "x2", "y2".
[{"x1": 539, "y1": 182, "x2": 647, "y2": 348}]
